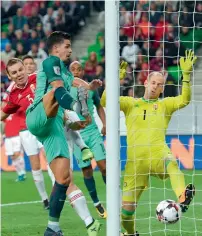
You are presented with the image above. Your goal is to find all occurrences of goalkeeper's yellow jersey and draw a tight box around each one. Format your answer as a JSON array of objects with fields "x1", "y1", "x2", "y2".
[{"x1": 101, "y1": 82, "x2": 191, "y2": 160}]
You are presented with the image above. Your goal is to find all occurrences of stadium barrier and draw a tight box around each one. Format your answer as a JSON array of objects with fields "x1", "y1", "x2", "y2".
[{"x1": 1, "y1": 135, "x2": 201, "y2": 171}]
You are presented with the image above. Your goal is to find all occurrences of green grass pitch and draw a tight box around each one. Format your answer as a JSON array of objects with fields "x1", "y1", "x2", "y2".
[{"x1": 1, "y1": 171, "x2": 202, "y2": 236}]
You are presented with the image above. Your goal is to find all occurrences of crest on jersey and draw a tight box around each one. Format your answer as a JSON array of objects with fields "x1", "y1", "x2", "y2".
[
  {"x1": 30, "y1": 84, "x2": 35, "y2": 93},
  {"x1": 53, "y1": 66, "x2": 61, "y2": 75},
  {"x1": 153, "y1": 103, "x2": 158, "y2": 110},
  {"x1": 18, "y1": 94, "x2": 22, "y2": 99}
]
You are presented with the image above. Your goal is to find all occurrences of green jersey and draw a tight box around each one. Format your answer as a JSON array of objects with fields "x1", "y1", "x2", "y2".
[
  {"x1": 70, "y1": 87, "x2": 101, "y2": 134},
  {"x1": 29, "y1": 55, "x2": 74, "y2": 117}
]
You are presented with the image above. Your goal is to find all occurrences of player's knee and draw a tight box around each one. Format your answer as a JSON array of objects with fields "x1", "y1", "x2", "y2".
[
  {"x1": 13, "y1": 152, "x2": 21, "y2": 159},
  {"x1": 56, "y1": 174, "x2": 71, "y2": 186},
  {"x1": 97, "y1": 160, "x2": 106, "y2": 175},
  {"x1": 82, "y1": 166, "x2": 93, "y2": 178}
]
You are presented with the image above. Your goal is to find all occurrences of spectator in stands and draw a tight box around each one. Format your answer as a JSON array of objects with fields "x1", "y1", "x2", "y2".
[
  {"x1": 1, "y1": 32, "x2": 10, "y2": 51},
  {"x1": 120, "y1": 6, "x2": 131, "y2": 27},
  {"x1": 194, "y1": 3, "x2": 202, "y2": 28},
  {"x1": 84, "y1": 52, "x2": 98, "y2": 76},
  {"x1": 149, "y1": 49, "x2": 166, "y2": 72},
  {"x1": 38, "y1": 2, "x2": 47, "y2": 17},
  {"x1": 149, "y1": 2, "x2": 162, "y2": 25},
  {"x1": 141, "y1": 41, "x2": 156, "y2": 61},
  {"x1": 28, "y1": 30, "x2": 40, "y2": 48},
  {"x1": 28, "y1": 7, "x2": 42, "y2": 30},
  {"x1": 12, "y1": 8, "x2": 27, "y2": 31},
  {"x1": 133, "y1": 27, "x2": 145, "y2": 49},
  {"x1": 121, "y1": 37, "x2": 140, "y2": 68},
  {"x1": 7, "y1": 24, "x2": 16, "y2": 41},
  {"x1": 11, "y1": 30, "x2": 25, "y2": 51},
  {"x1": 163, "y1": 72, "x2": 177, "y2": 97},
  {"x1": 1, "y1": 43, "x2": 16, "y2": 64},
  {"x1": 123, "y1": 14, "x2": 135, "y2": 38},
  {"x1": 15, "y1": 42, "x2": 26, "y2": 59},
  {"x1": 42, "y1": 7, "x2": 57, "y2": 33},
  {"x1": 149, "y1": 27, "x2": 160, "y2": 49},
  {"x1": 22, "y1": 24, "x2": 30, "y2": 40},
  {"x1": 39, "y1": 39, "x2": 48, "y2": 54},
  {"x1": 6, "y1": 0, "x2": 20, "y2": 18},
  {"x1": 36, "y1": 23, "x2": 45, "y2": 39},
  {"x1": 137, "y1": 62, "x2": 149, "y2": 85},
  {"x1": 22, "y1": 1, "x2": 39, "y2": 18},
  {"x1": 28, "y1": 43, "x2": 48, "y2": 69},
  {"x1": 119, "y1": 28, "x2": 128, "y2": 55},
  {"x1": 180, "y1": 6, "x2": 193, "y2": 27},
  {"x1": 155, "y1": 15, "x2": 169, "y2": 41},
  {"x1": 139, "y1": 13, "x2": 152, "y2": 37}
]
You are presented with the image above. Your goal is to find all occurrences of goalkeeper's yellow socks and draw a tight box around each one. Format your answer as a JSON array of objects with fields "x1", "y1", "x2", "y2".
[
  {"x1": 166, "y1": 160, "x2": 186, "y2": 198},
  {"x1": 121, "y1": 209, "x2": 135, "y2": 235}
]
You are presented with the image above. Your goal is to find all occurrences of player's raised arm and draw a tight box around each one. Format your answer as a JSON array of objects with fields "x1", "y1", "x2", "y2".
[
  {"x1": 165, "y1": 50, "x2": 197, "y2": 113},
  {"x1": 100, "y1": 61, "x2": 135, "y2": 115},
  {"x1": 73, "y1": 77, "x2": 102, "y2": 90}
]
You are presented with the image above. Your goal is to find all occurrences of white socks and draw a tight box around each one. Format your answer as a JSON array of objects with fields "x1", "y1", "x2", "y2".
[
  {"x1": 12, "y1": 156, "x2": 26, "y2": 176},
  {"x1": 32, "y1": 169, "x2": 48, "y2": 201},
  {"x1": 47, "y1": 164, "x2": 55, "y2": 186},
  {"x1": 67, "y1": 190, "x2": 93, "y2": 227},
  {"x1": 68, "y1": 129, "x2": 87, "y2": 150}
]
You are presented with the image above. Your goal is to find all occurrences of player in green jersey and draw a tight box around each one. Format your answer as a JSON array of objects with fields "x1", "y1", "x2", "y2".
[
  {"x1": 70, "y1": 61, "x2": 107, "y2": 219},
  {"x1": 26, "y1": 31, "x2": 101, "y2": 236}
]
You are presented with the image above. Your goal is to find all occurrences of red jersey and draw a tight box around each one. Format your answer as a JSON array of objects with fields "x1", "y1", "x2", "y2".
[{"x1": 2, "y1": 73, "x2": 36, "y2": 131}]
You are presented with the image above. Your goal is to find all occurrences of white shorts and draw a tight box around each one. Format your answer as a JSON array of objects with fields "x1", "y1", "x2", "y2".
[
  {"x1": 19, "y1": 130, "x2": 43, "y2": 156},
  {"x1": 4, "y1": 136, "x2": 22, "y2": 156}
]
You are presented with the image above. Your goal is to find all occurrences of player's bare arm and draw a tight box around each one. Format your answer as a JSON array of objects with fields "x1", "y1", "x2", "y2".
[
  {"x1": 73, "y1": 77, "x2": 102, "y2": 90},
  {"x1": 96, "y1": 104, "x2": 106, "y2": 136},
  {"x1": 0, "y1": 111, "x2": 10, "y2": 121}
]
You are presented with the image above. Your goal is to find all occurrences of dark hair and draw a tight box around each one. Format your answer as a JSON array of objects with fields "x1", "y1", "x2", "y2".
[
  {"x1": 46, "y1": 31, "x2": 71, "y2": 52},
  {"x1": 22, "y1": 55, "x2": 35, "y2": 62},
  {"x1": 6, "y1": 58, "x2": 23, "y2": 75}
]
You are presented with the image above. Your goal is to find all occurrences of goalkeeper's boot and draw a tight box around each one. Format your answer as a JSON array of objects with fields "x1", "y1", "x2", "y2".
[
  {"x1": 82, "y1": 147, "x2": 94, "y2": 162},
  {"x1": 121, "y1": 232, "x2": 139, "y2": 236},
  {"x1": 44, "y1": 227, "x2": 63, "y2": 236},
  {"x1": 43, "y1": 199, "x2": 50, "y2": 210},
  {"x1": 87, "y1": 220, "x2": 101, "y2": 236},
  {"x1": 179, "y1": 183, "x2": 195, "y2": 213},
  {"x1": 95, "y1": 203, "x2": 107, "y2": 219},
  {"x1": 77, "y1": 87, "x2": 89, "y2": 117}
]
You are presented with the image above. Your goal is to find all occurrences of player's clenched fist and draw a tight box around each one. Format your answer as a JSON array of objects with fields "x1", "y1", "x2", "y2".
[
  {"x1": 119, "y1": 61, "x2": 128, "y2": 80},
  {"x1": 180, "y1": 49, "x2": 197, "y2": 76}
]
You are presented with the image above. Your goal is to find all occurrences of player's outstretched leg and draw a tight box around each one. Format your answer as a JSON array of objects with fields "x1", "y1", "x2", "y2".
[
  {"x1": 67, "y1": 129, "x2": 93, "y2": 162},
  {"x1": 82, "y1": 165, "x2": 106, "y2": 219},
  {"x1": 166, "y1": 159, "x2": 195, "y2": 212},
  {"x1": 67, "y1": 178, "x2": 101, "y2": 236},
  {"x1": 179, "y1": 183, "x2": 195, "y2": 213}
]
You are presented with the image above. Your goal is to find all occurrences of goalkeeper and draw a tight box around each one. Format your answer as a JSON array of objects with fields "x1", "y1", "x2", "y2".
[{"x1": 100, "y1": 50, "x2": 197, "y2": 236}]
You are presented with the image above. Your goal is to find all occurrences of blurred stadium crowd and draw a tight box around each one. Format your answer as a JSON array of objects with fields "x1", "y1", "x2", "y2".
[{"x1": 1, "y1": 1, "x2": 202, "y2": 101}]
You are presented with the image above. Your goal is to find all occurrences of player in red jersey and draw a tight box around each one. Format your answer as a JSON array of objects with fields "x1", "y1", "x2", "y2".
[
  {"x1": 1, "y1": 58, "x2": 49, "y2": 209},
  {"x1": 2, "y1": 83, "x2": 26, "y2": 182},
  {"x1": 22, "y1": 55, "x2": 37, "y2": 75}
]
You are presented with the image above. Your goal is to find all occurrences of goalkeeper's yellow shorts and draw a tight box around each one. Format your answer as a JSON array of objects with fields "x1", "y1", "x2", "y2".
[{"x1": 122, "y1": 149, "x2": 176, "y2": 203}]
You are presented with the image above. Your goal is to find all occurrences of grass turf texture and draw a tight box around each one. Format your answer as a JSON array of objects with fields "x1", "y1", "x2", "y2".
[{"x1": 1, "y1": 171, "x2": 202, "y2": 236}]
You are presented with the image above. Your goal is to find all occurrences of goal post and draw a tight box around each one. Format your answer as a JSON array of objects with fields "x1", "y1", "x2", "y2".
[{"x1": 105, "y1": 0, "x2": 120, "y2": 235}]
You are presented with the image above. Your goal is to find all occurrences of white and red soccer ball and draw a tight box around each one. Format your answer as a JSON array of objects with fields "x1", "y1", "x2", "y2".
[{"x1": 156, "y1": 200, "x2": 182, "y2": 224}]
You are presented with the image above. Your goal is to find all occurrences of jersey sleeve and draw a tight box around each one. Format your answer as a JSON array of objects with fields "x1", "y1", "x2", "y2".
[
  {"x1": 2, "y1": 100, "x2": 20, "y2": 114},
  {"x1": 92, "y1": 90, "x2": 101, "y2": 107},
  {"x1": 100, "y1": 90, "x2": 134, "y2": 115},
  {"x1": 164, "y1": 81, "x2": 191, "y2": 115},
  {"x1": 42, "y1": 57, "x2": 62, "y2": 83}
]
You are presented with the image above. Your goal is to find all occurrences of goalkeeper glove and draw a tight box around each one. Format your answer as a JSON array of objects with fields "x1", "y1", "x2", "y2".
[
  {"x1": 180, "y1": 49, "x2": 197, "y2": 82},
  {"x1": 119, "y1": 61, "x2": 128, "y2": 80}
]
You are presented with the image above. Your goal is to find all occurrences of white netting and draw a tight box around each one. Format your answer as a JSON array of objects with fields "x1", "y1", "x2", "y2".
[{"x1": 119, "y1": 1, "x2": 202, "y2": 235}]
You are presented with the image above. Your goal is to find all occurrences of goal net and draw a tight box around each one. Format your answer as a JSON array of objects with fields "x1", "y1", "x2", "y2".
[{"x1": 117, "y1": 0, "x2": 202, "y2": 235}]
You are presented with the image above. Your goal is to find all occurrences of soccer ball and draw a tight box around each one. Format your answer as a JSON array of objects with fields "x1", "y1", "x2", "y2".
[{"x1": 156, "y1": 199, "x2": 182, "y2": 224}]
